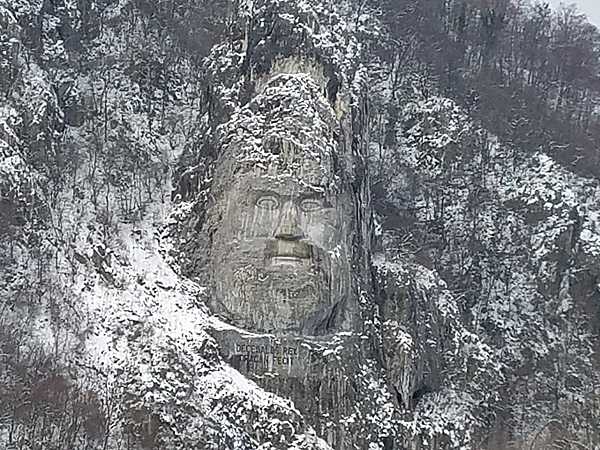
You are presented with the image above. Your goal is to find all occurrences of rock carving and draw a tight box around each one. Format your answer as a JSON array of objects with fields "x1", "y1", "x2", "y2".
[{"x1": 206, "y1": 72, "x2": 357, "y2": 336}]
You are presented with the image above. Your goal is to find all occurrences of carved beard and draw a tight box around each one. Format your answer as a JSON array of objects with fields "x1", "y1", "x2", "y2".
[{"x1": 214, "y1": 240, "x2": 337, "y2": 334}]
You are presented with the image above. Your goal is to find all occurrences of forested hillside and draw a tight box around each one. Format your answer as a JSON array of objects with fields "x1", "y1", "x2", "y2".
[{"x1": 1, "y1": 0, "x2": 599, "y2": 449}]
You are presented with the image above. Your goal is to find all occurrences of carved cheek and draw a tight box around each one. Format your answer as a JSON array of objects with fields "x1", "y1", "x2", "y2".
[
  {"x1": 301, "y1": 211, "x2": 340, "y2": 249},
  {"x1": 230, "y1": 201, "x2": 280, "y2": 240},
  {"x1": 250, "y1": 206, "x2": 280, "y2": 238},
  {"x1": 225, "y1": 200, "x2": 248, "y2": 239},
  {"x1": 302, "y1": 223, "x2": 325, "y2": 247}
]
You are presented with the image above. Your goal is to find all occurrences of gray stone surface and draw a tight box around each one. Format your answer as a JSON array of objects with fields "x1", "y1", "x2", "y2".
[
  {"x1": 211, "y1": 326, "x2": 371, "y2": 449},
  {"x1": 205, "y1": 73, "x2": 358, "y2": 336},
  {"x1": 201, "y1": 68, "x2": 394, "y2": 449}
]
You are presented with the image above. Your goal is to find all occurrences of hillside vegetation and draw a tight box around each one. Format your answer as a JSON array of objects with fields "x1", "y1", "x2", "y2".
[{"x1": 0, "y1": 0, "x2": 599, "y2": 449}]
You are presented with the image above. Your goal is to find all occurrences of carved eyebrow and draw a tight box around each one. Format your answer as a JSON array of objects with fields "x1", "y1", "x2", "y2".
[
  {"x1": 301, "y1": 193, "x2": 332, "y2": 209},
  {"x1": 253, "y1": 188, "x2": 281, "y2": 197},
  {"x1": 298, "y1": 191, "x2": 325, "y2": 200}
]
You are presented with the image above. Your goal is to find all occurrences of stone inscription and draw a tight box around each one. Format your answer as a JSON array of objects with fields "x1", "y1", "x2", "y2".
[{"x1": 234, "y1": 343, "x2": 299, "y2": 365}]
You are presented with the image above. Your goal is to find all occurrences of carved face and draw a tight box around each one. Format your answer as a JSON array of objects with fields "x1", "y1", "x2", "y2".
[{"x1": 208, "y1": 145, "x2": 354, "y2": 335}]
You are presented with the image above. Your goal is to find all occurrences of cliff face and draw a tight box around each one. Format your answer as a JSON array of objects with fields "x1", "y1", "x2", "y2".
[{"x1": 1, "y1": 0, "x2": 599, "y2": 449}]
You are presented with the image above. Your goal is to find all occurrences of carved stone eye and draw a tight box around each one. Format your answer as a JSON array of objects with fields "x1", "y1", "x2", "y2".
[
  {"x1": 256, "y1": 195, "x2": 279, "y2": 210},
  {"x1": 300, "y1": 198, "x2": 322, "y2": 212}
]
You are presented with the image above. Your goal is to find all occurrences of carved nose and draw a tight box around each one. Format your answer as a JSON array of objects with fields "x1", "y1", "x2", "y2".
[{"x1": 275, "y1": 201, "x2": 304, "y2": 240}]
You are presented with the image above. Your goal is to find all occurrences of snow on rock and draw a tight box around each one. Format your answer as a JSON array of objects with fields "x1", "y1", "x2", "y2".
[{"x1": 67, "y1": 212, "x2": 330, "y2": 449}]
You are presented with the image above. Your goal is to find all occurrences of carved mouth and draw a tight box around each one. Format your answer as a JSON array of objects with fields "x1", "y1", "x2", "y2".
[
  {"x1": 271, "y1": 256, "x2": 306, "y2": 266},
  {"x1": 266, "y1": 240, "x2": 312, "y2": 267}
]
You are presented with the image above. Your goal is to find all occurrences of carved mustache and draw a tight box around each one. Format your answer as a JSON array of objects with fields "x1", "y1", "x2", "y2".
[{"x1": 265, "y1": 239, "x2": 313, "y2": 259}]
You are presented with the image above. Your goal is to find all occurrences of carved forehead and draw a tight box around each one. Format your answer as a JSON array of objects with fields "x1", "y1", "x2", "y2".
[
  {"x1": 214, "y1": 73, "x2": 344, "y2": 192},
  {"x1": 227, "y1": 168, "x2": 331, "y2": 198}
]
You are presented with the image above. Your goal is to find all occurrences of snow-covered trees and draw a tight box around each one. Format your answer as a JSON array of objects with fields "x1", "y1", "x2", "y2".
[{"x1": 369, "y1": 82, "x2": 600, "y2": 448}]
